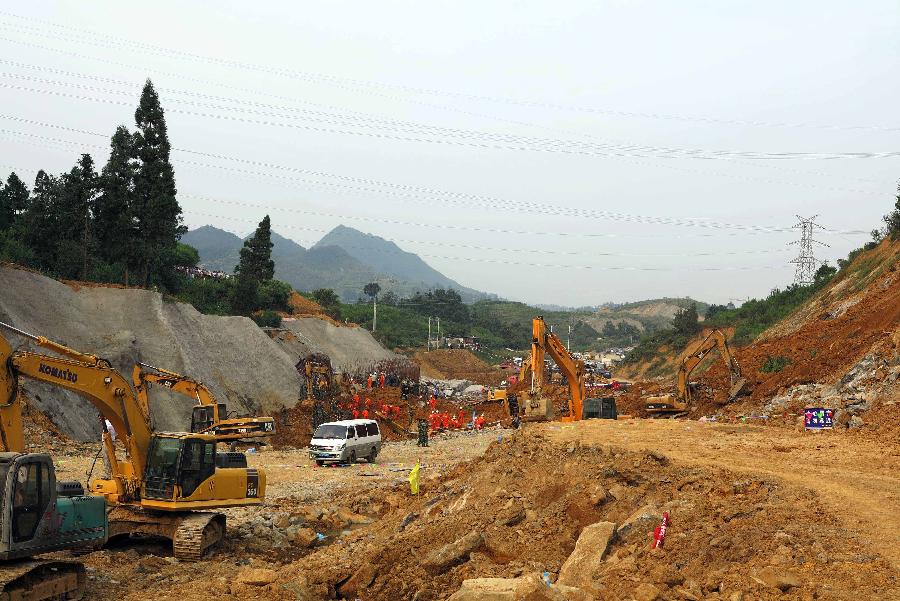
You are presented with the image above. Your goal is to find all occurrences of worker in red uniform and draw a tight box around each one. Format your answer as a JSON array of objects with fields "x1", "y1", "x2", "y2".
[
  {"x1": 458, "y1": 410, "x2": 466, "y2": 428},
  {"x1": 362, "y1": 409, "x2": 369, "y2": 419},
  {"x1": 441, "y1": 413, "x2": 450, "y2": 430},
  {"x1": 379, "y1": 372, "x2": 385, "y2": 388},
  {"x1": 367, "y1": 374, "x2": 373, "y2": 389},
  {"x1": 428, "y1": 396, "x2": 437, "y2": 410},
  {"x1": 352, "y1": 408, "x2": 359, "y2": 419},
  {"x1": 475, "y1": 414, "x2": 486, "y2": 430},
  {"x1": 392, "y1": 405, "x2": 401, "y2": 419},
  {"x1": 353, "y1": 393, "x2": 360, "y2": 407}
]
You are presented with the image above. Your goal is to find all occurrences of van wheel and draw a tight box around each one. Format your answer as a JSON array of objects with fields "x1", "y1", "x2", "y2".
[
  {"x1": 315, "y1": 460, "x2": 324, "y2": 467},
  {"x1": 369, "y1": 447, "x2": 378, "y2": 462},
  {"x1": 348, "y1": 451, "x2": 357, "y2": 464}
]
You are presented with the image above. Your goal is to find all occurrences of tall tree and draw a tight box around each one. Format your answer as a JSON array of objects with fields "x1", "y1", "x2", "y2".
[
  {"x1": 235, "y1": 215, "x2": 275, "y2": 281},
  {"x1": 58, "y1": 154, "x2": 99, "y2": 280},
  {"x1": 22, "y1": 170, "x2": 61, "y2": 267},
  {"x1": 132, "y1": 79, "x2": 184, "y2": 286},
  {"x1": 0, "y1": 172, "x2": 29, "y2": 232},
  {"x1": 96, "y1": 126, "x2": 136, "y2": 283}
]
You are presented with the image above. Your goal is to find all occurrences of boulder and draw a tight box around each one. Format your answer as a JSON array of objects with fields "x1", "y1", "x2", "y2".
[
  {"x1": 616, "y1": 504, "x2": 662, "y2": 539},
  {"x1": 293, "y1": 527, "x2": 319, "y2": 547},
  {"x1": 494, "y1": 501, "x2": 526, "y2": 527},
  {"x1": 756, "y1": 567, "x2": 801, "y2": 591},
  {"x1": 448, "y1": 573, "x2": 590, "y2": 601},
  {"x1": 848, "y1": 416, "x2": 864, "y2": 429},
  {"x1": 332, "y1": 507, "x2": 373, "y2": 526},
  {"x1": 588, "y1": 484, "x2": 608, "y2": 506},
  {"x1": 425, "y1": 532, "x2": 484, "y2": 574},
  {"x1": 337, "y1": 564, "x2": 378, "y2": 597},
  {"x1": 632, "y1": 583, "x2": 661, "y2": 601},
  {"x1": 557, "y1": 521, "x2": 617, "y2": 588},
  {"x1": 235, "y1": 567, "x2": 277, "y2": 586}
]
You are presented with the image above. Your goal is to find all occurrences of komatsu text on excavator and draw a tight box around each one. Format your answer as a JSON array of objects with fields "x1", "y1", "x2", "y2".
[
  {"x1": 644, "y1": 328, "x2": 748, "y2": 416},
  {"x1": 0, "y1": 321, "x2": 267, "y2": 567}
]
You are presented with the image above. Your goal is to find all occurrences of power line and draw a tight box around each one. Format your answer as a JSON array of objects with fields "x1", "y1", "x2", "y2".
[
  {"x1": 1, "y1": 11, "x2": 898, "y2": 134},
  {"x1": 2, "y1": 78, "x2": 899, "y2": 164},
  {"x1": 3, "y1": 121, "x2": 873, "y2": 239}
]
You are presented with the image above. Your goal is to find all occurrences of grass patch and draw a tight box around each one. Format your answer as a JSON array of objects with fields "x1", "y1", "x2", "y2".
[{"x1": 760, "y1": 355, "x2": 790, "y2": 373}]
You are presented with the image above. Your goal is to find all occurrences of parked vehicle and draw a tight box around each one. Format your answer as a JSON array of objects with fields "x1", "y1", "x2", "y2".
[{"x1": 308, "y1": 419, "x2": 381, "y2": 466}]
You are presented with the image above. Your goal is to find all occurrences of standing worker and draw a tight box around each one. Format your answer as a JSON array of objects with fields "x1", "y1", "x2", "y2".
[
  {"x1": 417, "y1": 419, "x2": 429, "y2": 447},
  {"x1": 379, "y1": 372, "x2": 386, "y2": 389}
]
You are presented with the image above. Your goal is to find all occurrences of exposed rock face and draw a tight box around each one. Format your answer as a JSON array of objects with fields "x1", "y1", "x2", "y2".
[{"x1": 557, "y1": 521, "x2": 617, "y2": 588}]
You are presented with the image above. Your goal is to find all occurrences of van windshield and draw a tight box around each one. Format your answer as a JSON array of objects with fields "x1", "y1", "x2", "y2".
[{"x1": 313, "y1": 425, "x2": 348, "y2": 440}]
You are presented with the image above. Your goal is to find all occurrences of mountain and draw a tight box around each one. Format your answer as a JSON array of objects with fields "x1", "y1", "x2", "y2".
[
  {"x1": 181, "y1": 225, "x2": 495, "y2": 302},
  {"x1": 312, "y1": 225, "x2": 490, "y2": 302}
]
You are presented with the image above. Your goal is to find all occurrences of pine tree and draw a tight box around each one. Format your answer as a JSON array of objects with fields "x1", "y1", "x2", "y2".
[
  {"x1": 58, "y1": 155, "x2": 99, "y2": 280},
  {"x1": 132, "y1": 79, "x2": 184, "y2": 286},
  {"x1": 22, "y1": 170, "x2": 61, "y2": 268},
  {"x1": 235, "y1": 215, "x2": 275, "y2": 281},
  {"x1": 96, "y1": 125, "x2": 136, "y2": 283},
  {"x1": 0, "y1": 172, "x2": 29, "y2": 231}
]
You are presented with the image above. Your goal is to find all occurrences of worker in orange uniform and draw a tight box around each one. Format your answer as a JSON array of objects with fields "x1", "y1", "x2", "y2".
[
  {"x1": 365, "y1": 397, "x2": 372, "y2": 410},
  {"x1": 441, "y1": 413, "x2": 450, "y2": 430},
  {"x1": 458, "y1": 410, "x2": 466, "y2": 428},
  {"x1": 353, "y1": 393, "x2": 360, "y2": 407},
  {"x1": 362, "y1": 409, "x2": 369, "y2": 419},
  {"x1": 379, "y1": 372, "x2": 385, "y2": 388},
  {"x1": 392, "y1": 405, "x2": 401, "y2": 419},
  {"x1": 475, "y1": 414, "x2": 486, "y2": 430},
  {"x1": 352, "y1": 408, "x2": 359, "y2": 419},
  {"x1": 367, "y1": 374, "x2": 373, "y2": 389},
  {"x1": 428, "y1": 396, "x2": 437, "y2": 410}
]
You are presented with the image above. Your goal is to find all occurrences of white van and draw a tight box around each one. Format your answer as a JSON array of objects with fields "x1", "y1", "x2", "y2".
[{"x1": 308, "y1": 419, "x2": 382, "y2": 466}]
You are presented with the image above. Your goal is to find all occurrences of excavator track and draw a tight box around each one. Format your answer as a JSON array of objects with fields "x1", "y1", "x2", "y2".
[
  {"x1": 172, "y1": 513, "x2": 226, "y2": 562},
  {"x1": 0, "y1": 559, "x2": 85, "y2": 600}
]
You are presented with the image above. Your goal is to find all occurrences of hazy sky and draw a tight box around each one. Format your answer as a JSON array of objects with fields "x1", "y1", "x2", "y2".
[{"x1": 1, "y1": 1, "x2": 898, "y2": 306}]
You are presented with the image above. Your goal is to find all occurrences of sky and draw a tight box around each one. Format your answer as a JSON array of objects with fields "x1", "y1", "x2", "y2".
[{"x1": 0, "y1": 1, "x2": 898, "y2": 306}]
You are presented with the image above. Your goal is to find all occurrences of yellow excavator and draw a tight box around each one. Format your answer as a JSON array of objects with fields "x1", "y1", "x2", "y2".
[
  {"x1": 520, "y1": 316, "x2": 586, "y2": 422},
  {"x1": 0, "y1": 322, "x2": 266, "y2": 562},
  {"x1": 133, "y1": 363, "x2": 275, "y2": 442},
  {"x1": 644, "y1": 329, "x2": 748, "y2": 416}
]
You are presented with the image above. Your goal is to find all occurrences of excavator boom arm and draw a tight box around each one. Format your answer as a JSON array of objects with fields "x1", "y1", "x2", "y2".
[{"x1": 531, "y1": 317, "x2": 586, "y2": 421}]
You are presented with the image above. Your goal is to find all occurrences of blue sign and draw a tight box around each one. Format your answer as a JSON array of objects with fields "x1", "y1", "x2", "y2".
[{"x1": 804, "y1": 407, "x2": 833, "y2": 430}]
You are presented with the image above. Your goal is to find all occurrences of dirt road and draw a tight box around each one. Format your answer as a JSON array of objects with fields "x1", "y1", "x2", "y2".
[{"x1": 545, "y1": 419, "x2": 900, "y2": 569}]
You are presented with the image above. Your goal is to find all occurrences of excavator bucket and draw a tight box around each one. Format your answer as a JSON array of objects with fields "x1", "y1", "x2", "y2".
[
  {"x1": 728, "y1": 377, "x2": 749, "y2": 401},
  {"x1": 522, "y1": 396, "x2": 554, "y2": 422}
]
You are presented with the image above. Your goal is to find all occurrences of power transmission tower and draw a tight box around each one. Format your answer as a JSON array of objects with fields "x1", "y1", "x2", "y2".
[{"x1": 789, "y1": 215, "x2": 829, "y2": 285}]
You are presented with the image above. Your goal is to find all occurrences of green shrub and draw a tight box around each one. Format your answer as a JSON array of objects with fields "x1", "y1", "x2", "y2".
[{"x1": 760, "y1": 355, "x2": 790, "y2": 373}]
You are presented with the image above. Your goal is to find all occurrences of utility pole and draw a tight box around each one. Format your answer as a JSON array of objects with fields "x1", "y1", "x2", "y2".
[
  {"x1": 567, "y1": 324, "x2": 572, "y2": 352},
  {"x1": 372, "y1": 294, "x2": 377, "y2": 333},
  {"x1": 790, "y1": 215, "x2": 829, "y2": 285},
  {"x1": 428, "y1": 317, "x2": 432, "y2": 351},
  {"x1": 436, "y1": 317, "x2": 441, "y2": 348}
]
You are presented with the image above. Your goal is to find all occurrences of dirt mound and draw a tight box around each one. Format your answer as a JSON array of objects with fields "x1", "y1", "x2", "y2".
[
  {"x1": 413, "y1": 349, "x2": 505, "y2": 386},
  {"x1": 262, "y1": 425, "x2": 895, "y2": 600}
]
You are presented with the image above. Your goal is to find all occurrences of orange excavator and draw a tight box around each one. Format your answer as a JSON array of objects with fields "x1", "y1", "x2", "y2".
[
  {"x1": 644, "y1": 328, "x2": 748, "y2": 416},
  {"x1": 133, "y1": 362, "x2": 275, "y2": 442},
  {"x1": 0, "y1": 322, "x2": 266, "y2": 562},
  {"x1": 520, "y1": 316, "x2": 586, "y2": 422}
]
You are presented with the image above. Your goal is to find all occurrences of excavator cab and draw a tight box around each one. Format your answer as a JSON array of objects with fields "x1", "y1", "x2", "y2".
[
  {"x1": 0, "y1": 453, "x2": 106, "y2": 561},
  {"x1": 190, "y1": 404, "x2": 227, "y2": 433},
  {"x1": 139, "y1": 433, "x2": 264, "y2": 507}
]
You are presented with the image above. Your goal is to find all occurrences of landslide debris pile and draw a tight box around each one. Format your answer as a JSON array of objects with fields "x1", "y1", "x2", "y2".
[
  {"x1": 236, "y1": 427, "x2": 895, "y2": 600},
  {"x1": 414, "y1": 349, "x2": 505, "y2": 386},
  {"x1": 697, "y1": 247, "x2": 900, "y2": 431}
]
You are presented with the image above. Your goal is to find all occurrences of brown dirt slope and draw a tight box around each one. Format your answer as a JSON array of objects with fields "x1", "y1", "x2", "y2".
[
  {"x1": 696, "y1": 241, "x2": 900, "y2": 421},
  {"x1": 413, "y1": 349, "x2": 505, "y2": 386}
]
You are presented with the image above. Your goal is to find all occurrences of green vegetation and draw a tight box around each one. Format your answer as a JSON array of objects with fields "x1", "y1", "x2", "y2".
[
  {"x1": 624, "y1": 303, "x2": 701, "y2": 363},
  {"x1": 760, "y1": 355, "x2": 790, "y2": 373}
]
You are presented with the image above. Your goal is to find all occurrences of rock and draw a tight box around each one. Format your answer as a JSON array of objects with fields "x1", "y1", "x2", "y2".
[
  {"x1": 557, "y1": 521, "x2": 617, "y2": 588},
  {"x1": 448, "y1": 573, "x2": 590, "y2": 601},
  {"x1": 633, "y1": 583, "x2": 661, "y2": 601},
  {"x1": 399, "y1": 512, "x2": 419, "y2": 531},
  {"x1": 425, "y1": 532, "x2": 484, "y2": 574},
  {"x1": 293, "y1": 527, "x2": 318, "y2": 547},
  {"x1": 672, "y1": 587, "x2": 701, "y2": 601},
  {"x1": 235, "y1": 567, "x2": 277, "y2": 586},
  {"x1": 272, "y1": 513, "x2": 290, "y2": 529},
  {"x1": 495, "y1": 502, "x2": 526, "y2": 527},
  {"x1": 333, "y1": 507, "x2": 373, "y2": 526},
  {"x1": 607, "y1": 484, "x2": 628, "y2": 500},
  {"x1": 588, "y1": 484, "x2": 608, "y2": 506},
  {"x1": 756, "y1": 567, "x2": 801, "y2": 591},
  {"x1": 848, "y1": 416, "x2": 864, "y2": 429},
  {"x1": 337, "y1": 564, "x2": 377, "y2": 597},
  {"x1": 616, "y1": 504, "x2": 662, "y2": 539}
]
